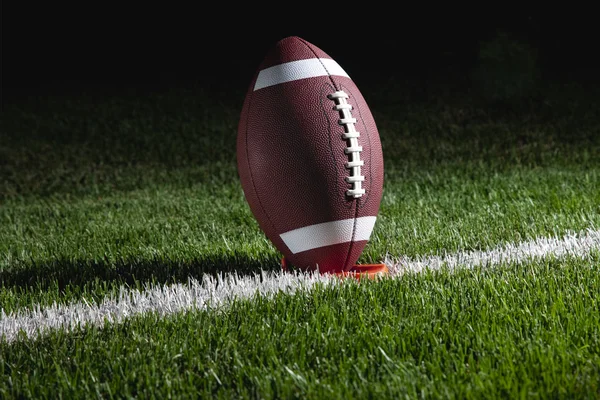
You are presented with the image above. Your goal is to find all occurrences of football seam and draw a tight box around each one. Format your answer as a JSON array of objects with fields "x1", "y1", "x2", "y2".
[
  {"x1": 319, "y1": 82, "x2": 345, "y2": 210},
  {"x1": 343, "y1": 205, "x2": 362, "y2": 270},
  {"x1": 296, "y1": 37, "x2": 340, "y2": 92},
  {"x1": 297, "y1": 37, "x2": 361, "y2": 270}
]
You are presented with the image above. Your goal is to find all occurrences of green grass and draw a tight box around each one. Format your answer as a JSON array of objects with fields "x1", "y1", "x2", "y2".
[
  {"x1": 1, "y1": 81, "x2": 600, "y2": 398},
  {"x1": 2, "y1": 256, "x2": 599, "y2": 399}
]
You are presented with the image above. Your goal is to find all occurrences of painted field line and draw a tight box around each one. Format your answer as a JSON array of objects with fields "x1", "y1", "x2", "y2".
[
  {"x1": 2, "y1": 228, "x2": 599, "y2": 343},
  {"x1": 385, "y1": 227, "x2": 600, "y2": 275}
]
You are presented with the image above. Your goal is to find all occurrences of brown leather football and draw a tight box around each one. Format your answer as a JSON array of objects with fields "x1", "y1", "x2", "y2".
[{"x1": 237, "y1": 36, "x2": 384, "y2": 274}]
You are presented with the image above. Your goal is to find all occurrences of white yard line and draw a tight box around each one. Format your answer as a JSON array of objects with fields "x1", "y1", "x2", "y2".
[
  {"x1": 2, "y1": 228, "x2": 599, "y2": 343},
  {"x1": 385, "y1": 228, "x2": 600, "y2": 274}
]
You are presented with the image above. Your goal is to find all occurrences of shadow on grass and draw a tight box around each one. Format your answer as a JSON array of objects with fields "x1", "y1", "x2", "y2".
[{"x1": 0, "y1": 253, "x2": 282, "y2": 293}]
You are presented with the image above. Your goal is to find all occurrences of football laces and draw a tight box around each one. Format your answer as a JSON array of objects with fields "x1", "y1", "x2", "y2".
[{"x1": 328, "y1": 90, "x2": 365, "y2": 198}]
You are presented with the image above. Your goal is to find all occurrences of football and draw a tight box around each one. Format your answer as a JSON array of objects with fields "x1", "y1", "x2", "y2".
[{"x1": 237, "y1": 36, "x2": 384, "y2": 274}]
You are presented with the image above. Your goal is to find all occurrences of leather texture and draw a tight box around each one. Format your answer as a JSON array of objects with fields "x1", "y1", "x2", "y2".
[{"x1": 237, "y1": 36, "x2": 384, "y2": 273}]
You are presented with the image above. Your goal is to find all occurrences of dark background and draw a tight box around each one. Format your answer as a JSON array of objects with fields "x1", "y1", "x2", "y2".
[{"x1": 4, "y1": 6, "x2": 600, "y2": 97}]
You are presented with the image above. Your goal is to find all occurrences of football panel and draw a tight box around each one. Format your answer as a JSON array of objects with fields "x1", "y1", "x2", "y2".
[{"x1": 245, "y1": 76, "x2": 356, "y2": 233}]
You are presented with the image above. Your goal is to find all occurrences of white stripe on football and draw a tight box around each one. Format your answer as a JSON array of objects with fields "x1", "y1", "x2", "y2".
[
  {"x1": 279, "y1": 216, "x2": 377, "y2": 254},
  {"x1": 254, "y1": 58, "x2": 349, "y2": 91}
]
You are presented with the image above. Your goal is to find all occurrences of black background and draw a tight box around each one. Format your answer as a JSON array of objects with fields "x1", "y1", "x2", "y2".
[{"x1": 4, "y1": 6, "x2": 600, "y2": 96}]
